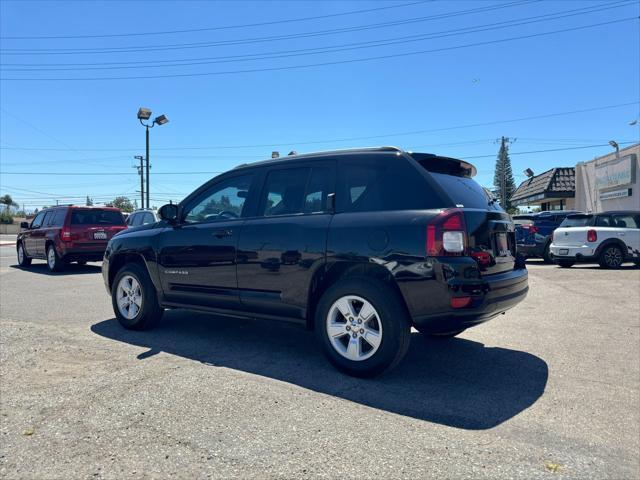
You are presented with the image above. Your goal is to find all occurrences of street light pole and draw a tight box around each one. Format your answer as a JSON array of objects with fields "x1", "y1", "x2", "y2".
[
  {"x1": 137, "y1": 107, "x2": 169, "y2": 211},
  {"x1": 145, "y1": 126, "x2": 150, "y2": 209}
]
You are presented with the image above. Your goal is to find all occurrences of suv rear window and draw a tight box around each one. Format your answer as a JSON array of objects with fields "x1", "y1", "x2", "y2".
[
  {"x1": 560, "y1": 215, "x2": 592, "y2": 227},
  {"x1": 428, "y1": 173, "x2": 498, "y2": 210},
  {"x1": 71, "y1": 209, "x2": 125, "y2": 225}
]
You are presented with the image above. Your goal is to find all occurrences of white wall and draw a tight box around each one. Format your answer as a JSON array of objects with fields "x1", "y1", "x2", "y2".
[{"x1": 575, "y1": 144, "x2": 640, "y2": 213}]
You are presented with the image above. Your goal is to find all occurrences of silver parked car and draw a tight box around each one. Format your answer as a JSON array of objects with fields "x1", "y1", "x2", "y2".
[{"x1": 126, "y1": 209, "x2": 159, "y2": 228}]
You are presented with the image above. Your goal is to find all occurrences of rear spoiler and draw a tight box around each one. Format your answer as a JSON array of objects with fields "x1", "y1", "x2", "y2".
[{"x1": 408, "y1": 153, "x2": 477, "y2": 178}]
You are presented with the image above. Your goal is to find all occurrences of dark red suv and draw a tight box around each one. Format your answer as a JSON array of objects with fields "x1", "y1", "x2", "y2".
[{"x1": 17, "y1": 205, "x2": 126, "y2": 272}]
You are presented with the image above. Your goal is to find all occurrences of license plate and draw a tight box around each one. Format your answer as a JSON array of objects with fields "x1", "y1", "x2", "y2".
[
  {"x1": 495, "y1": 233, "x2": 511, "y2": 257},
  {"x1": 93, "y1": 231, "x2": 107, "y2": 240},
  {"x1": 559, "y1": 249, "x2": 569, "y2": 255}
]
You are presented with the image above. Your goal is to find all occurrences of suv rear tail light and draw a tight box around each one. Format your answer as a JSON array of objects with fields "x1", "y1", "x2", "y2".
[
  {"x1": 426, "y1": 209, "x2": 467, "y2": 256},
  {"x1": 528, "y1": 225, "x2": 539, "y2": 234},
  {"x1": 61, "y1": 228, "x2": 72, "y2": 242},
  {"x1": 451, "y1": 296, "x2": 472, "y2": 309},
  {"x1": 587, "y1": 229, "x2": 597, "y2": 242}
]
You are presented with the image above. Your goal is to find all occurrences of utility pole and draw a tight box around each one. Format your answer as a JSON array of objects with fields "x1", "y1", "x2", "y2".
[{"x1": 134, "y1": 155, "x2": 145, "y2": 209}]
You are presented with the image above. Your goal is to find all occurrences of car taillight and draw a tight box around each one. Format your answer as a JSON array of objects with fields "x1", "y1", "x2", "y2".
[
  {"x1": 587, "y1": 229, "x2": 597, "y2": 242},
  {"x1": 426, "y1": 209, "x2": 467, "y2": 256},
  {"x1": 528, "y1": 225, "x2": 539, "y2": 234},
  {"x1": 61, "y1": 228, "x2": 72, "y2": 242}
]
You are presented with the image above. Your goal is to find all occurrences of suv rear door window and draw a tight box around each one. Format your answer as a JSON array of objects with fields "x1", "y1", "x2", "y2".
[
  {"x1": 41, "y1": 211, "x2": 53, "y2": 227},
  {"x1": 71, "y1": 209, "x2": 125, "y2": 225},
  {"x1": 142, "y1": 212, "x2": 156, "y2": 224},
  {"x1": 48, "y1": 209, "x2": 66, "y2": 227},
  {"x1": 304, "y1": 167, "x2": 331, "y2": 213},
  {"x1": 261, "y1": 167, "x2": 310, "y2": 216}
]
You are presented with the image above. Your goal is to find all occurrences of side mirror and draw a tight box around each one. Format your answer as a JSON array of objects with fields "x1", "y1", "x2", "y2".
[
  {"x1": 20, "y1": 222, "x2": 30, "y2": 230},
  {"x1": 158, "y1": 204, "x2": 179, "y2": 224}
]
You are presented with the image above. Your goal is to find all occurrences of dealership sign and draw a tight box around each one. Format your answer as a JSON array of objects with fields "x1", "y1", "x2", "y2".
[
  {"x1": 600, "y1": 188, "x2": 632, "y2": 201},
  {"x1": 595, "y1": 155, "x2": 635, "y2": 190}
]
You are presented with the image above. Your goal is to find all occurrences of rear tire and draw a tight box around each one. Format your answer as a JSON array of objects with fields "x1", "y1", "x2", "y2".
[
  {"x1": 112, "y1": 263, "x2": 163, "y2": 330},
  {"x1": 46, "y1": 244, "x2": 65, "y2": 272},
  {"x1": 542, "y1": 243, "x2": 552, "y2": 263},
  {"x1": 16, "y1": 243, "x2": 32, "y2": 267},
  {"x1": 557, "y1": 260, "x2": 575, "y2": 268},
  {"x1": 315, "y1": 277, "x2": 411, "y2": 377},
  {"x1": 599, "y1": 245, "x2": 624, "y2": 269}
]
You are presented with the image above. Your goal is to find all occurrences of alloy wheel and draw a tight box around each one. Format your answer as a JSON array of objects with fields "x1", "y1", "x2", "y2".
[
  {"x1": 116, "y1": 275, "x2": 143, "y2": 320},
  {"x1": 604, "y1": 247, "x2": 623, "y2": 268},
  {"x1": 326, "y1": 295, "x2": 383, "y2": 362},
  {"x1": 47, "y1": 247, "x2": 56, "y2": 270}
]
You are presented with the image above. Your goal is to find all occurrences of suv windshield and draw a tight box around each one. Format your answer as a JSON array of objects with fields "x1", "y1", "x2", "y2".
[
  {"x1": 560, "y1": 215, "x2": 592, "y2": 227},
  {"x1": 71, "y1": 209, "x2": 125, "y2": 225}
]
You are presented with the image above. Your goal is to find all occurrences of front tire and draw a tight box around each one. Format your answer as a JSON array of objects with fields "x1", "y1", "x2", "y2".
[
  {"x1": 557, "y1": 260, "x2": 575, "y2": 268},
  {"x1": 46, "y1": 244, "x2": 65, "y2": 272},
  {"x1": 315, "y1": 277, "x2": 411, "y2": 377},
  {"x1": 17, "y1": 243, "x2": 32, "y2": 267},
  {"x1": 599, "y1": 245, "x2": 624, "y2": 269},
  {"x1": 112, "y1": 263, "x2": 163, "y2": 330}
]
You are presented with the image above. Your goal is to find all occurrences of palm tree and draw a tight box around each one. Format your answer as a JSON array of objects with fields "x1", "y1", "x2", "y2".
[{"x1": 0, "y1": 194, "x2": 18, "y2": 212}]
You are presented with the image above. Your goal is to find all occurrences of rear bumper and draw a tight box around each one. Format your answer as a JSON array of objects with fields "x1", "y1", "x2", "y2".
[
  {"x1": 59, "y1": 242, "x2": 108, "y2": 261},
  {"x1": 411, "y1": 266, "x2": 529, "y2": 334},
  {"x1": 549, "y1": 244, "x2": 596, "y2": 262}
]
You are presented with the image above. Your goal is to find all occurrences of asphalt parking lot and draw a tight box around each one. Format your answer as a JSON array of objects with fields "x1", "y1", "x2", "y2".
[{"x1": 0, "y1": 242, "x2": 638, "y2": 479}]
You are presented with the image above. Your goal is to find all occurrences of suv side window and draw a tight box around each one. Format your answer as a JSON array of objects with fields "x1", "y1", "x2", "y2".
[
  {"x1": 595, "y1": 215, "x2": 612, "y2": 227},
  {"x1": 48, "y1": 209, "x2": 66, "y2": 227},
  {"x1": 41, "y1": 211, "x2": 53, "y2": 227},
  {"x1": 142, "y1": 212, "x2": 155, "y2": 224},
  {"x1": 304, "y1": 167, "x2": 331, "y2": 213},
  {"x1": 126, "y1": 213, "x2": 137, "y2": 226},
  {"x1": 612, "y1": 215, "x2": 638, "y2": 229},
  {"x1": 261, "y1": 168, "x2": 310, "y2": 216},
  {"x1": 31, "y1": 211, "x2": 46, "y2": 229},
  {"x1": 184, "y1": 174, "x2": 253, "y2": 224},
  {"x1": 336, "y1": 155, "x2": 444, "y2": 213}
]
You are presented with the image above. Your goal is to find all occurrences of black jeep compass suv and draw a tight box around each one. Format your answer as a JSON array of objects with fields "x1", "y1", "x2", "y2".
[{"x1": 102, "y1": 147, "x2": 528, "y2": 376}]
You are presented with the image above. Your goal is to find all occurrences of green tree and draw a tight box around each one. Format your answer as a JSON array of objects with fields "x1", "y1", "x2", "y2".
[
  {"x1": 107, "y1": 196, "x2": 134, "y2": 213},
  {"x1": 493, "y1": 137, "x2": 516, "y2": 212},
  {"x1": 0, "y1": 194, "x2": 18, "y2": 212}
]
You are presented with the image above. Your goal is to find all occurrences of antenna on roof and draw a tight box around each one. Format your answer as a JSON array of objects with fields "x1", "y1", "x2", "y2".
[{"x1": 288, "y1": 150, "x2": 297, "y2": 156}]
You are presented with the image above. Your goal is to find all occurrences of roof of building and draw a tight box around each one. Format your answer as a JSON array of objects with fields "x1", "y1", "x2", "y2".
[{"x1": 510, "y1": 167, "x2": 575, "y2": 203}]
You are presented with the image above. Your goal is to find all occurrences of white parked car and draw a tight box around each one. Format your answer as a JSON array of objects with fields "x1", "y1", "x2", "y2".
[
  {"x1": 549, "y1": 211, "x2": 640, "y2": 268},
  {"x1": 125, "y1": 209, "x2": 159, "y2": 228}
]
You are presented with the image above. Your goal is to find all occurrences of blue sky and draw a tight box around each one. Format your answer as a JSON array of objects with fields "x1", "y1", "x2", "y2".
[{"x1": 1, "y1": 0, "x2": 638, "y2": 210}]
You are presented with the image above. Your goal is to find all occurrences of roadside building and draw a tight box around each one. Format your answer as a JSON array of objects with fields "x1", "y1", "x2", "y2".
[
  {"x1": 510, "y1": 167, "x2": 576, "y2": 211},
  {"x1": 574, "y1": 143, "x2": 640, "y2": 213}
]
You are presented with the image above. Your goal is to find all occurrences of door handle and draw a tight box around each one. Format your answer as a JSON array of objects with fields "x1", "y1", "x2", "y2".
[{"x1": 214, "y1": 229, "x2": 233, "y2": 238}]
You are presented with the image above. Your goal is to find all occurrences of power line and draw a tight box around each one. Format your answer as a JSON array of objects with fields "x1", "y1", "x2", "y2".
[
  {"x1": 3, "y1": 16, "x2": 636, "y2": 81},
  {"x1": 0, "y1": 1, "x2": 430, "y2": 40},
  {"x1": 0, "y1": 0, "x2": 535, "y2": 54},
  {"x1": 3, "y1": 1, "x2": 630, "y2": 72},
  {"x1": 2, "y1": 142, "x2": 637, "y2": 177},
  {"x1": 1, "y1": 101, "x2": 636, "y2": 151},
  {"x1": 460, "y1": 142, "x2": 638, "y2": 159}
]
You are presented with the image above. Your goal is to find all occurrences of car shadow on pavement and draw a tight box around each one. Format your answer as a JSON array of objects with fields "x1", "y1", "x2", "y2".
[
  {"x1": 92, "y1": 310, "x2": 548, "y2": 430},
  {"x1": 10, "y1": 263, "x2": 102, "y2": 276}
]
